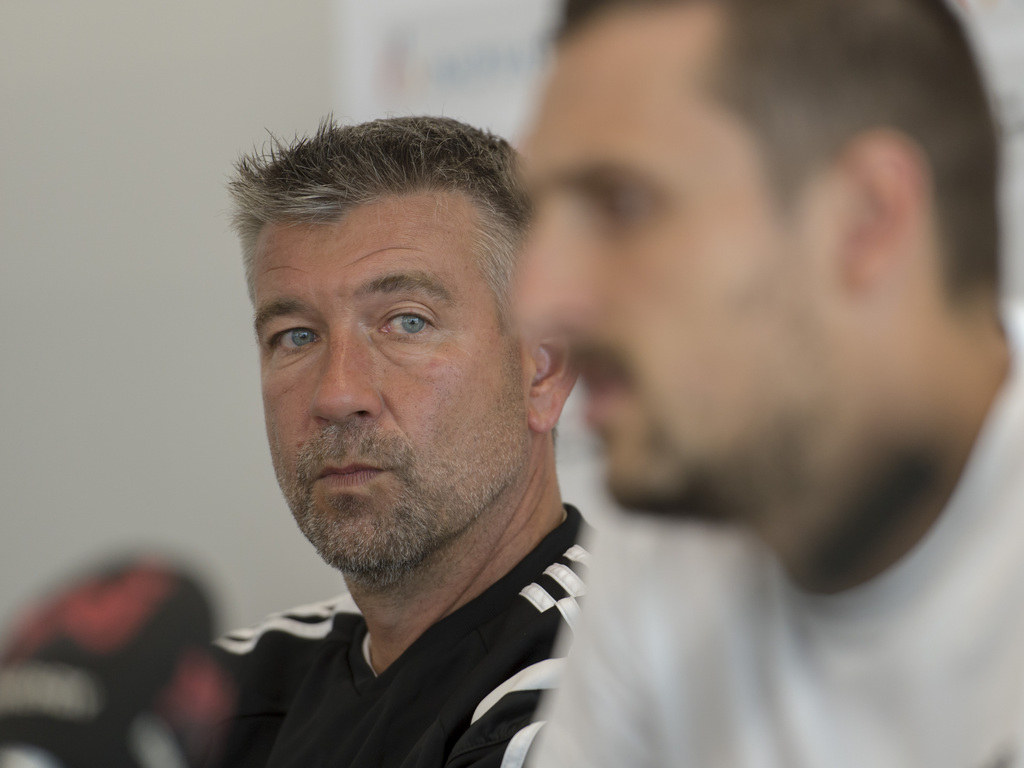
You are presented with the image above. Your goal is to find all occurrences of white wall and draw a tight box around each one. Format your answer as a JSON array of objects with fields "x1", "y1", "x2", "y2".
[
  {"x1": 965, "y1": 0, "x2": 1024, "y2": 301},
  {"x1": 0, "y1": 0, "x2": 344, "y2": 632}
]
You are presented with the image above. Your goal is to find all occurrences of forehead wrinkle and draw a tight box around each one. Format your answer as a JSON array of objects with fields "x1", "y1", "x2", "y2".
[{"x1": 356, "y1": 271, "x2": 454, "y2": 304}]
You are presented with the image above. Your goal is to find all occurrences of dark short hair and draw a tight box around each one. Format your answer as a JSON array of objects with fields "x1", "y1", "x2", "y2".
[
  {"x1": 557, "y1": 0, "x2": 1001, "y2": 297},
  {"x1": 229, "y1": 116, "x2": 530, "y2": 315}
]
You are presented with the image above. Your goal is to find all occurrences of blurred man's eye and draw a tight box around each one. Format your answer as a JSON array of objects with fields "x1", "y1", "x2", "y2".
[
  {"x1": 583, "y1": 180, "x2": 659, "y2": 233},
  {"x1": 603, "y1": 185, "x2": 653, "y2": 222}
]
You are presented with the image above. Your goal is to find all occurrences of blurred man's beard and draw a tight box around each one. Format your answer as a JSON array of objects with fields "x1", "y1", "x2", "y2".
[
  {"x1": 603, "y1": 419, "x2": 704, "y2": 517},
  {"x1": 602, "y1": 402, "x2": 803, "y2": 525}
]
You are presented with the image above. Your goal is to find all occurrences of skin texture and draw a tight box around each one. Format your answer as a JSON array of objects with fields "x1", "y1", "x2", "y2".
[
  {"x1": 520, "y1": 4, "x2": 1008, "y2": 591},
  {"x1": 253, "y1": 192, "x2": 575, "y2": 669}
]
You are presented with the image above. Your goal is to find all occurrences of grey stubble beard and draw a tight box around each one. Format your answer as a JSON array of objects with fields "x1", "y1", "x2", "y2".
[{"x1": 274, "y1": 406, "x2": 529, "y2": 594}]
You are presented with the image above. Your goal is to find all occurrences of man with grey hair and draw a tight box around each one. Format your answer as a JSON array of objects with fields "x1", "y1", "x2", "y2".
[{"x1": 206, "y1": 116, "x2": 587, "y2": 768}]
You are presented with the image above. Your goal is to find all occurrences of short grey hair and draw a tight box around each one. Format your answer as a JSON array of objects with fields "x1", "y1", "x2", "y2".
[{"x1": 228, "y1": 116, "x2": 531, "y2": 318}]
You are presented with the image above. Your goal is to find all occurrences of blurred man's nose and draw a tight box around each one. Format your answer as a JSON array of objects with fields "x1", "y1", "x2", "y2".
[{"x1": 516, "y1": 203, "x2": 601, "y2": 341}]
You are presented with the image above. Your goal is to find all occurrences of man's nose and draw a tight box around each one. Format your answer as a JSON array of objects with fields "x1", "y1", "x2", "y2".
[
  {"x1": 516, "y1": 203, "x2": 601, "y2": 341},
  {"x1": 310, "y1": 334, "x2": 383, "y2": 425}
]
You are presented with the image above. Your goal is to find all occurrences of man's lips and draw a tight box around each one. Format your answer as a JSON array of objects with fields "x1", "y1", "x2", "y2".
[
  {"x1": 581, "y1": 371, "x2": 633, "y2": 428},
  {"x1": 572, "y1": 343, "x2": 636, "y2": 424},
  {"x1": 316, "y1": 464, "x2": 387, "y2": 487}
]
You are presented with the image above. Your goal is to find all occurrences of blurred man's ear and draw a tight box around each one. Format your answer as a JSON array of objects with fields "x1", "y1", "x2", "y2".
[
  {"x1": 830, "y1": 129, "x2": 932, "y2": 297},
  {"x1": 525, "y1": 337, "x2": 578, "y2": 434}
]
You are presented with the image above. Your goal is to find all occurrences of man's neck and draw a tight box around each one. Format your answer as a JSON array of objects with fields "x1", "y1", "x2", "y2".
[
  {"x1": 779, "y1": 300, "x2": 1011, "y2": 594},
  {"x1": 351, "y1": 454, "x2": 567, "y2": 674}
]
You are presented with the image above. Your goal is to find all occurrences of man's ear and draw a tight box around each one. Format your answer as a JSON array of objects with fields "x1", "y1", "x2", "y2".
[
  {"x1": 828, "y1": 129, "x2": 932, "y2": 296},
  {"x1": 523, "y1": 337, "x2": 578, "y2": 434},
  {"x1": 827, "y1": 129, "x2": 933, "y2": 296}
]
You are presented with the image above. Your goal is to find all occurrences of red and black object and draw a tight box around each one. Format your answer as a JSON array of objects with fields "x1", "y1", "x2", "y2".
[{"x1": 0, "y1": 557, "x2": 235, "y2": 767}]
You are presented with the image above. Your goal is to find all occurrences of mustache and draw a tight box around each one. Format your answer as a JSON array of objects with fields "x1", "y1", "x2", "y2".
[{"x1": 294, "y1": 424, "x2": 413, "y2": 486}]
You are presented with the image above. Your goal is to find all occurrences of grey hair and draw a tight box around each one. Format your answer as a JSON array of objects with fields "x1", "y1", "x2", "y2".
[{"x1": 228, "y1": 116, "x2": 531, "y2": 319}]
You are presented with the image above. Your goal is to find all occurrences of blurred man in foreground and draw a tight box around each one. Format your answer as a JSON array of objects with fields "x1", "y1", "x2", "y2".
[
  {"x1": 210, "y1": 116, "x2": 587, "y2": 767},
  {"x1": 521, "y1": 0, "x2": 1024, "y2": 765}
]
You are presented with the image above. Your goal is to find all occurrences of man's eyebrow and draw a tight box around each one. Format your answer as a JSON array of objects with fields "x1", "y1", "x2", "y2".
[
  {"x1": 355, "y1": 272, "x2": 453, "y2": 303},
  {"x1": 253, "y1": 298, "x2": 309, "y2": 337},
  {"x1": 538, "y1": 163, "x2": 649, "y2": 196}
]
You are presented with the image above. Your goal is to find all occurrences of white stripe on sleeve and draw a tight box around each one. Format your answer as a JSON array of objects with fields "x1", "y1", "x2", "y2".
[
  {"x1": 214, "y1": 593, "x2": 357, "y2": 655},
  {"x1": 543, "y1": 563, "x2": 587, "y2": 598},
  {"x1": 500, "y1": 721, "x2": 546, "y2": 768},
  {"x1": 562, "y1": 545, "x2": 591, "y2": 565},
  {"x1": 520, "y1": 583, "x2": 557, "y2": 613},
  {"x1": 471, "y1": 658, "x2": 564, "y2": 724}
]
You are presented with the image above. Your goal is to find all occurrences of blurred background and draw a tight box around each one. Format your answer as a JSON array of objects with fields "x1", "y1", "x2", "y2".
[{"x1": 1, "y1": 0, "x2": 1021, "y2": 633}]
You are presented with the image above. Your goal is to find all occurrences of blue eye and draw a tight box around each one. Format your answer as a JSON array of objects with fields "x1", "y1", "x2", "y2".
[
  {"x1": 397, "y1": 315, "x2": 427, "y2": 334},
  {"x1": 285, "y1": 328, "x2": 316, "y2": 347}
]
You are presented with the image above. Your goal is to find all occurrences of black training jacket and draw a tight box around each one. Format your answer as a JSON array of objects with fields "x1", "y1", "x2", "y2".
[{"x1": 205, "y1": 506, "x2": 589, "y2": 768}]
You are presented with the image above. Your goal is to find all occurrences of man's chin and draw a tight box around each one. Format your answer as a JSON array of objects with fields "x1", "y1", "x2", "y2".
[{"x1": 606, "y1": 464, "x2": 731, "y2": 522}]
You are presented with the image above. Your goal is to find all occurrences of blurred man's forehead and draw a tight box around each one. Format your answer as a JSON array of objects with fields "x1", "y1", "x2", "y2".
[{"x1": 526, "y1": 3, "x2": 726, "y2": 185}]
